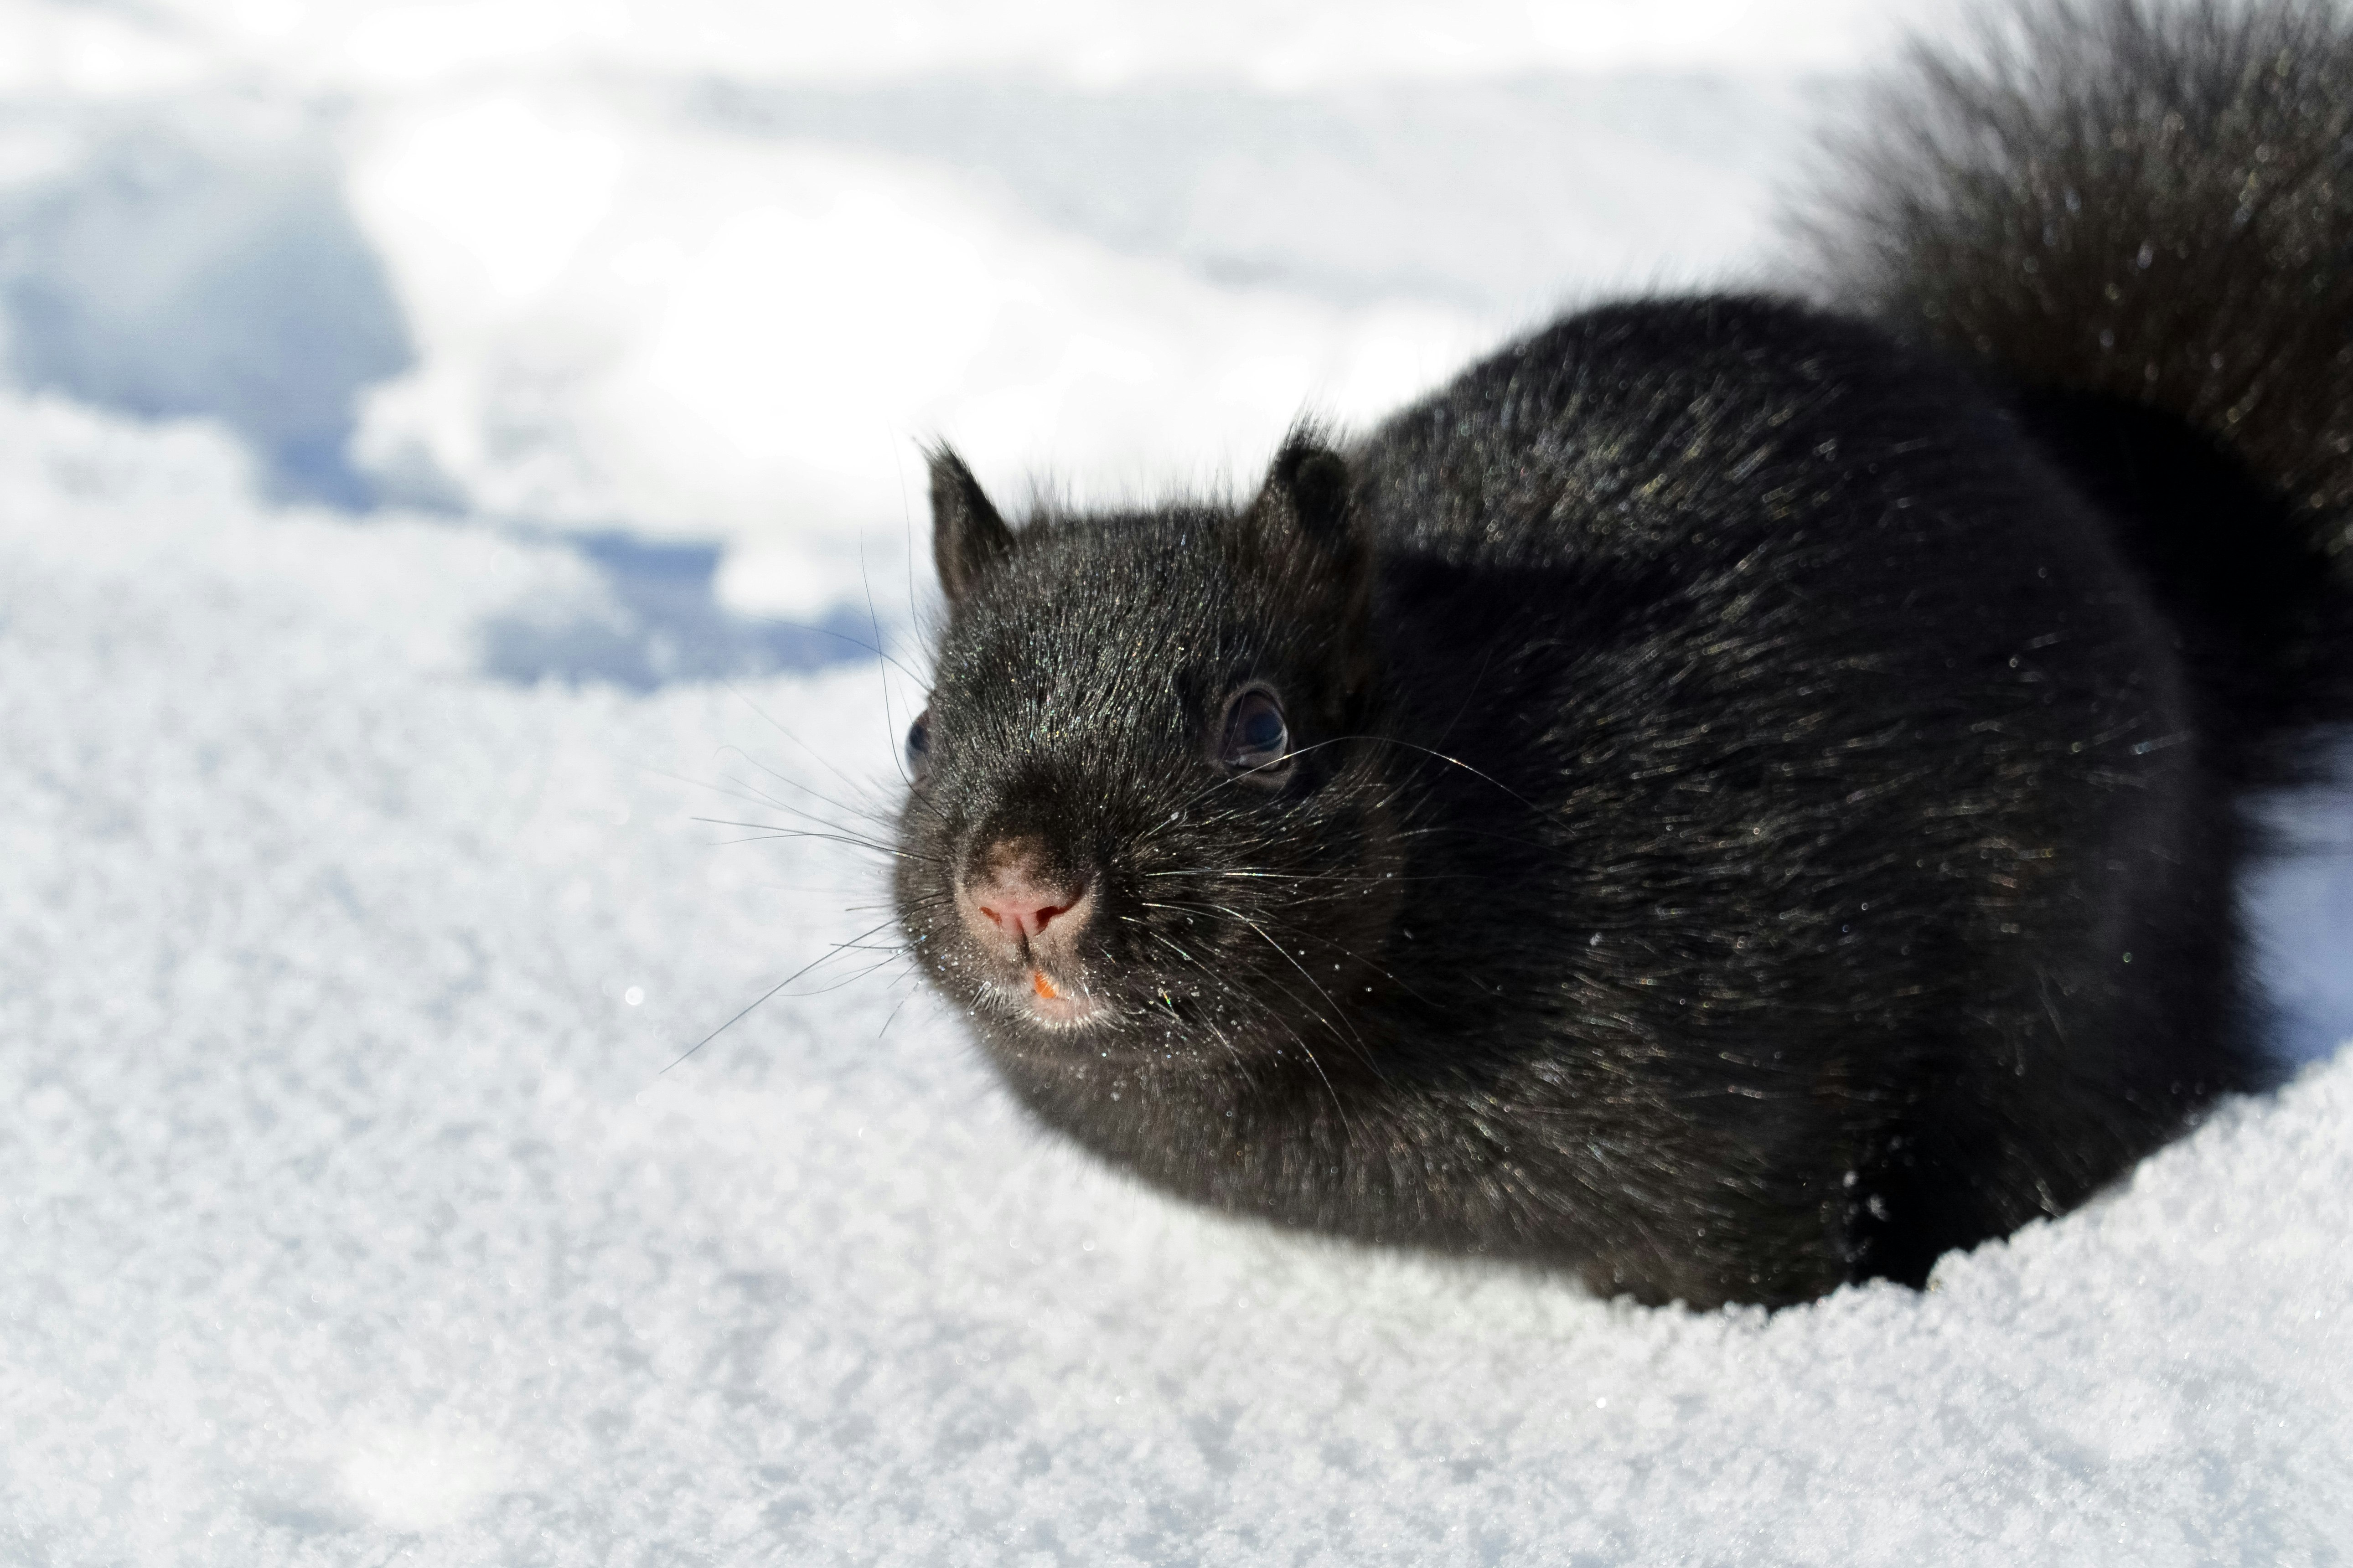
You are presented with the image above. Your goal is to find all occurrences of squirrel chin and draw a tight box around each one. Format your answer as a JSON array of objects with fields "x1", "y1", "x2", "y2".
[{"x1": 984, "y1": 975, "x2": 1109, "y2": 1033}]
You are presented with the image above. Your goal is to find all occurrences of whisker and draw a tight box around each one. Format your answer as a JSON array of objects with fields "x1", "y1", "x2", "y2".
[
  {"x1": 660, "y1": 915, "x2": 904, "y2": 1075},
  {"x1": 1129, "y1": 926, "x2": 1260, "y2": 1071},
  {"x1": 709, "y1": 745, "x2": 909, "y2": 833},
  {"x1": 1123, "y1": 918, "x2": 1318, "y2": 1074},
  {"x1": 723, "y1": 680, "x2": 886, "y2": 805},
  {"x1": 648, "y1": 763, "x2": 911, "y2": 853},
  {"x1": 687, "y1": 817, "x2": 937, "y2": 861},
  {"x1": 743, "y1": 613, "x2": 926, "y2": 690},
  {"x1": 1143, "y1": 898, "x2": 1364, "y2": 1130},
  {"x1": 876, "y1": 981, "x2": 920, "y2": 1039},
  {"x1": 1133, "y1": 730, "x2": 1554, "y2": 853},
  {"x1": 1141, "y1": 895, "x2": 1431, "y2": 1006}
]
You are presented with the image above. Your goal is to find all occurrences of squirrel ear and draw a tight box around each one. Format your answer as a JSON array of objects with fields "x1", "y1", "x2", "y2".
[
  {"x1": 1249, "y1": 429, "x2": 1374, "y2": 678},
  {"x1": 927, "y1": 444, "x2": 1013, "y2": 603},
  {"x1": 1257, "y1": 431, "x2": 1352, "y2": 549}
]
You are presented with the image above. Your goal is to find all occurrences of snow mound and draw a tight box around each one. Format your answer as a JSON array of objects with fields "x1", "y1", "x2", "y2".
[
  {"x1": 0, "y1": 2, "x2": 1839, "y2": 621},
  {"x1": 2, "y1": 392, "x2": 2348, "y2": 1567},
  {"x1": 0, "y1": 0, "x2": 1954, "y2": 97}
]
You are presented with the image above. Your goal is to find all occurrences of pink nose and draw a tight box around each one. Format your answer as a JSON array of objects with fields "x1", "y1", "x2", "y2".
[
  {"x1": 958, "y1": 839, "x2": 1091, "y2": 959},
  {"x1": 973, "y1": 877, "x2": 1080, "y2": 940}
]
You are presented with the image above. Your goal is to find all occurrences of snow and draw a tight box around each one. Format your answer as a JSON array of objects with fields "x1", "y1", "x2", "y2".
[
  {"x1": 0, "y1": 0, "x2": 1946, "y2": 97},
  {"x1": 1, "y1": 2, "x2": 1858, "y2": 614},
  {"x1": 1, "y1": 0, "x2": 2349, "y2": 1561}
]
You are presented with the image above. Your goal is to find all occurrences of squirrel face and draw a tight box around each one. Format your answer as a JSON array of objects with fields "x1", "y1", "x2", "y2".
[{"x1": 894, "y1": 439, "x2": 1404, "y2": 1073}]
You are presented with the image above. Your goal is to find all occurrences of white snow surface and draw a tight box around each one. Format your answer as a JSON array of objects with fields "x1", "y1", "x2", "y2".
[
  {"x1": 4, "y1": 0, "x2": 2353, "y2": 1560},
  {"x1": 6, "y1": 395, "x2": 2353, "y2": 1568}
]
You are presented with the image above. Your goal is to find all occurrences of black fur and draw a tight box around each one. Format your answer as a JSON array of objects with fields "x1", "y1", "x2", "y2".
[
  {"x1": 1805, "y1": 0, "x2": 2353, "y2": 743},
  {"x1": 927, "y1": 445, "x2": 1015, "y2": 603},
  {"x1": 891, "y1": 0, "x2": 2353, "y2": 1307}
]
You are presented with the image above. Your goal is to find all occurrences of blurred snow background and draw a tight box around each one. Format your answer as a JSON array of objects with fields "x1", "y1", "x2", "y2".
[
  {"x1": 0, "y1": 0, "x2": 1907, "y2": 626},
  {"x1": 1, "y1": 0, "x2": 2349, "y2": 1563}
]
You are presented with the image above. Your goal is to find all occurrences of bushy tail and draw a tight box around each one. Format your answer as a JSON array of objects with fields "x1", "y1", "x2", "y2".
[{"x1": 1807, "y1": 0, "x2": 2353, "y2": 751}]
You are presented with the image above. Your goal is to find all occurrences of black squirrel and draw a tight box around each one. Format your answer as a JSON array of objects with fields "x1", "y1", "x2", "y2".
[{"x1": 890, "y1": 0, "x2": 2353, "y2": 1307}]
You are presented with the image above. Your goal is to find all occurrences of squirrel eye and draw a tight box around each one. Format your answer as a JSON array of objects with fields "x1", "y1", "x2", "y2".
[
  {"x1": 905, "y1": 708, "x2": 932, "y2": 779},
  {"x1": 1217, "y1": 686, "x2": 1291, "y2": 779}
]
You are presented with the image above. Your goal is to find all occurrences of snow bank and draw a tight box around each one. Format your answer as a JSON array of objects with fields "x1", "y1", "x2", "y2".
[
  {"x1": 333, "y1": 66, "x2": 1818, "y2": 615},
  {"x1": 0, "y1": 0, "x2": 1958, "y2": 98},
  {"x1": 0, "y1": 0, "x2": 1874, "y2": 624},
  {"x1": 341, "y1": 85, "x2": 1494, "y2": 614},
  {"x1": 2, "y1": 392, "x2": 2348, "y2": 1567},
  {"x1": 0, "y1": 93, "x2": 410, "y2": 507}
]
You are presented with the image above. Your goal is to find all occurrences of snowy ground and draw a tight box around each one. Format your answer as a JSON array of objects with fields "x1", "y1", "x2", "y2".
[{"x1": 2, "y1": 2, "x2": 2351, "y2": 1563}]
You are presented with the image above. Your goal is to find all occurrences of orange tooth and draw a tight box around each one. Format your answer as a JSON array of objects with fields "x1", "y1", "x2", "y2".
[{"x1": 1032, "y1": 970, "x2": 1060, "y2": 1001}]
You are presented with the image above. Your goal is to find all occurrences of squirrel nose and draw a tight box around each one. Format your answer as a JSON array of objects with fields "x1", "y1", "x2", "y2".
[
  {"x1": 976, "y1": 882, "x2": 1077, "y2": 940},
  {"x1": 958, "y1": 839, "x2": 1092, "y2": 959}
]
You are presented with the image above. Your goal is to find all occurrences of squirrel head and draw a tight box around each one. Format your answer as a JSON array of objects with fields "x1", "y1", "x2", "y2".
[{"x1": 895, "y1": 431, "x2": 1401, "y2": 1077}]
